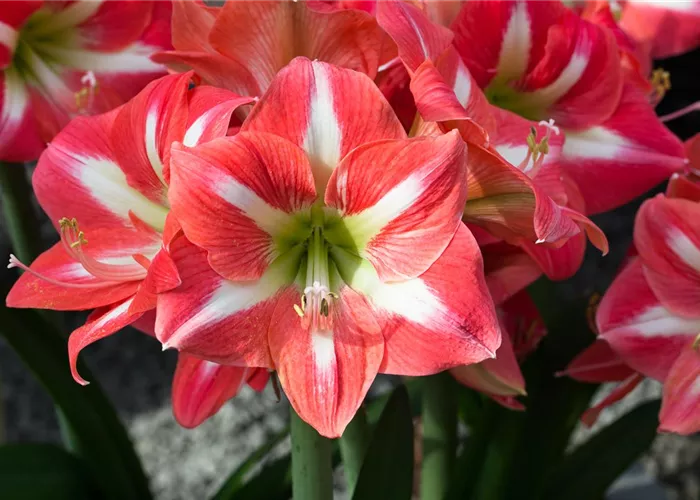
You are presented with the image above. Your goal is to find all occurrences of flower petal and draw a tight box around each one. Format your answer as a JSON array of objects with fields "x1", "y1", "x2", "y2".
[
  {"x1": 0, "y1": 68, "x2": 44, "y2": 161},
  {"x1": 169, "y1": 133, "x2": 316, "y2": 282},
  {"x1": 172, "y1": 353, "x2": 252, "y2": 428},
  {"x1": 597, "y1": 258, "x2": 700, "y2": 381},
  {"x1": 363, "y1": 224, "x2": 501, "y2": 375},
  {"x1": 580, "y1": 373, "x2": 645, "y2": 427},
  {"x1": 6, "y1": 229, "x2": 157, "y2": 310},
  {"x1": 111, "y1": 72, "x2": 190, "y2": 200},
  {"x1": 33, "y1": 108, "x2": 168, "y2": 233},
  {"x1": 482, "y1": 242, "x2": 542, "y2": 305},
  {"x1": 69, "y1": 297, "x2": 144, "y2": 385},
  {"x1": 635, "y1": 196, "x2": 700, "y2": 318},
  {"x1": 375, "y1": 0, "x2": 453, "y2": 73},
  {"x1": 207, "y1": 1, "x2": 382, "y2": 96},
  {"x1": 564, "y1": 339, "x2": 638, "y2": 383},
  {"x1": 0, "y1": 2, "x2": 40, "y2": 69},
  {"x1": 268, "y1": 284, "x2": 384, "y2": 438},
  {"x1": 155, "y1": 238, "x2": 299, "y2": 367},
  {"x1": 560, "y1": 83, "x2": 686, "y2": 215},
  {"x1": 659, "y1": 342, "x2": 700, "y2": 435},
  {"x1": 325, "y1": 132, "x2": 467, "y2": 281},
  {"x1": 242, "y1": 58, "x2": 406, "y2": 194},
  {"x1": 183, "y1": 86, "x2": 255, "y2": 148},
  {"x1": 74, "y1": 1, "x2": 154, "y2": 51}
]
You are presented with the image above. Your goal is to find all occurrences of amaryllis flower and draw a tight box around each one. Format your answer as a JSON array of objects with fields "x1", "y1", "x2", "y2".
[
  {"x1": 445, "y1": 0, "x2": 686, "y2": 215},
  {"x1": 157, "y1": 57, "x2": 501, "y2": 437},
  {"x1": 376, "y1": 0, "x2": 608, "y2": 283},
  {"x1": 5, "y1": 72, "x2": 263, "y2": 428},
  {"x1": 0, "y1": 0, "x2": 172, "y2": 162},
  {"x1": 154, "y1": 0, "x2": 384, "y2": 98},
  {"x1": 594, "y1": 188, "x2": 700, "y2": 434}
]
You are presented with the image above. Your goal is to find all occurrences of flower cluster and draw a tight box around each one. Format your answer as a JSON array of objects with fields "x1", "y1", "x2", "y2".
[{"x1": 4, "y1": 0, "x2": 699, "y2": 438}]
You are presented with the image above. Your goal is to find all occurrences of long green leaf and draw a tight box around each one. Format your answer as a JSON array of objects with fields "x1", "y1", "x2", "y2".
[
  {"x1": 0, "y1": 163, "x2": 42, "y2": 263},
  {"x1": 0, "y1": 443, "x2": 97, "y2": 499},
  {"x1": 339, "y1": 408, "x2": 370, "y2": 496},
  {"x1": 0, "y1": 304, "x2": 151, "y2": 500},
  {"x1": 352, "y1": 385, "x2": 414, "y2": 500},
  {"x1": 212, "y1": 426, "x2": 289, "y2": 500},
  {"x1": 543, "y1": 400, "x2": 661, "y2": 500}
]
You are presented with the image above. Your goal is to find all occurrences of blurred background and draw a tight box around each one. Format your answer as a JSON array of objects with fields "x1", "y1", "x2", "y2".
[{"x1": 1, "y1": 46, "x2": 699, "y2": 500}]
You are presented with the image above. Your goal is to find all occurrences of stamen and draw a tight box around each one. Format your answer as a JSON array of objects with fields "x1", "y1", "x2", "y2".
[
  {"x1": 74, "y1": 71, "x2": 99, "y2": 113},
  {"x1": 518, "y1": 119, "x2": 559, "y2": 174},
  {"x1": 7, "y1": 254, "x2": 103, "y2": 289},
  {"x1": 693, "y1": 333, "x2": 700, "y2": 352},
  {"x1": 660, "y1": 101, "x2": 700, "y2": 123},
  {"x1": 59, "y1": 217, "x2": 147, "y2": 282},
  {"x1": 650, "y1": 68, "x2": 671, "y2": 106}
]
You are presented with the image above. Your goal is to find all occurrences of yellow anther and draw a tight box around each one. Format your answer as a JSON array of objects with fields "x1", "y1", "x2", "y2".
[
  {"x1": 650, "y1": 69, "x2": 671, "y2": 104},
  {"x1": 293, "y1": 303, "x2": 305, "y2": 318},
  {"x1": 692, "y1": 333, "x2": 700, "y2": 351}
]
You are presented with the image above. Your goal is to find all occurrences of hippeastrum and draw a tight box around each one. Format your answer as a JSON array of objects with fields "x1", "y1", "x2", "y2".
[
  {"x1": 153, "y1": 0, "x2": 384, "y2": 98},
  {"x1": 446, "y1": 0, "x2": 686, "y2": 215},
  {"x1": 376, "y1": 0, "x2": 608, "y2": 283},
  {"x1": 595, "y1": 187, "x2": 700, "y2": 435},
  {"x1": 0, "y1": 0, "x2": 172, "y2": 162},
  {"x1": 5, "y1": 72, "x2": 265, "y2": 429},
  {"x1": 157, "y1": 57, "x2": 501, "y2": 438}
]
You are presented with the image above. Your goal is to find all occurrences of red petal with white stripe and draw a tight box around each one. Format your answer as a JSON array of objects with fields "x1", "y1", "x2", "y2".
[
  {"x1": 325, "y1": 132, "x2": 467, "y2": 281},
  {"x1": 564, "y1": 339, "x2": 638, "y2": 383},
  {"x1": 69, "y1": 297, "x2": 144, "y2": 385},
  {"x1": 172, "y1": 353, "x2": 252, "y2": 428},
  {"x1": 243, "y1": 58, "x2": 405, "y2": 193},
  {"x1": 155, "y1": 238, "x2": 289, "y2": 368},
  {"x1": 269, "y1": 285, "x2": 383, "y2": 438},
  {"x1": 373, "y1": 224, "x2": 501, "y2": 375},
  {"x1": 597, "y1": 258, "x2": 700, "y2": 381},
  {"x1": 581, "y1": 373, "x2": 645, "y2": 427},
  {"x1": 659, "y1": 342, "x2": 700, "y2": 435},
  {"x1": 0, "y1": 70, "x2": 44, "y2": 162},
  {"x1": 0, "y1": 3, "x2": 40, "y2": 69},
  {"x1": 635, "y1": 196, "x2": 700, "y2": 318},
  {"x1": 560, "y1": 83, "x2": 686, "y2": 215},
  {"x1": 169, "y1": 134, "x2": 316, "y2": 281}
]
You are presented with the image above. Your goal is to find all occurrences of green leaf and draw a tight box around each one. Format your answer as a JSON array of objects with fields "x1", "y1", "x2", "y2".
[
  {"x1": 0, "y1": 304, "x2": 151, "y2": 500},
  {"x1": 212, "y1": 427, "x2": 289, "y2": 500},
  {"x1": 543, "y1": 400, "x2": 661, "y2": 500},
  {"x1": 223, "y1": 456, "x2": 292, "y2": 500},
  {"x1": 339, "y1": 408, "x2": 370, "y2": 496},
  {"x1": 0, "y1": 443, "x2": 97, "y2": 499},
  {"x1": 352, "y1": 385, "x2": 414, "y2": 500}
]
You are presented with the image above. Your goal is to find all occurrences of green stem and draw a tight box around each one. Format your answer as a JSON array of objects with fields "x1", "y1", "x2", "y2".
[
  {"x1": 0, "y1": 163, "x2": 42, "y2": 263},
  {"x1": 290, "y1": 407, "x2": 333, "y2": 500},
  {"x1": 0, "y1": 373, "x2": 4, "y2": 444},
  {"x1": 421, "y1": 373, "x2": 458, "y2": 500},
  {"x1": 338, "y1": 407, "x2": 370, "y2": 495}
]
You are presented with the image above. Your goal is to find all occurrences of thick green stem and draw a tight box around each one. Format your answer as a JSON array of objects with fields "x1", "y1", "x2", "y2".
[
  {"x1": 290, "y1": 407, "x2": 333, "y2": 500},
  {"x1": 338, "y1": 407, "x2": 370, "y2": 495},
  {"x1": 421, "y1": 373, "x2": 458, "y2": 500},
  {"x1": 0, "y1": 163, "x2": 42, "y2": 263}
]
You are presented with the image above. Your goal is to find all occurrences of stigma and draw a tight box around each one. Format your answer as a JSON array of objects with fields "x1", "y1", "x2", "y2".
[{"x1": 518, "y1": 119, "x2": 560, "y2": 174}]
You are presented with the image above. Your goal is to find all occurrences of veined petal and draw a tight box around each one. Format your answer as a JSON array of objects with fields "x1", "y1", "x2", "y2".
[
  {"x1": 242, "y1": 58, "x2": 406, "y2": 195},
  {"x1": 183, "y1": 87, "x2": 254, "y2": 148},
  {"x1": 560, "y1": 83, "x2": 686, "y2": 215},
  {"x1": 564, "y1": 339, "x2": 638, "y2": 383},
  {"x1": 635, "y1": 196, "x2": 700, "y2": 317},
  {"x1": 171, "y1": 0, "x2": 218, "y2": 53},
  {"x1": 451, "y1": 332, "x2": 526, "y2": 397},
  {"x1": 659, "y1": 343, "x2": 700, "y2": 435},
  {"x1": 69, "y1": 297, "x2": 144, "y2": 385},
  {"x1": 268, "y1": 283, "x2": 384, "y2": 438},
  {"x1": 208, "y1": 1, "x2": 382, "y2": 96},
  {"x1": 6, "y1": 239, "x2": 143, "y2": 311},
  {"x1": 451, "y1": 0, "x2": 562, "y2": 88},
  {"x1": 482, "y1": 242, "x2": 541, "y2": 305},
  {"x1": 0, "y1": 68, "x2": 44, "y2": 162},
  {"x1": 169, "y1": 134, "x2": 316, "y2": 282},
  {"x1": 519, "y1": 231, "x2": 587, "y2": 281},
  {"x1": 111, "y1": 72, "x2": 190, "y2": 200},
  {"x1": 581, "y1": 373, "x2": 645, "y2": 427},
  {"x1": 325, "y1": 132, "x2": 467, "y2": 281},
  {"x1": 360, "y1": 224, "x2": 501, "y2": 375},
  {"x1": 172, "y1": 353, "x2": 252, "y2": 428},
  {"x1": 74, "y1": 1, "x2": 153, "y2": 51},
  {"x1": 597, "y1": 258, "x2": 700, "y2": 381},
  {"x1": 375, "y1": 0, "x2": 453, "y2": 73},
  {"x1": 33, "y1": 108, "x2": 168, "y2": 233},
  {"x1": 155, "y1": 238, "x2": 300, "y2": 367}
]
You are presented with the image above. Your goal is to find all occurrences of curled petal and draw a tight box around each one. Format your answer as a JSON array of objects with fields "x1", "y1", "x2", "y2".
[
  {"x1": 581, "y1": 373, "x2": 645, "y2": 427},
  {"x1": 563, "y1": 339, "x2": 638, "y2": 383},
  {"x1": 659, "y1": 342, "x2": 700, "y2": 435}
]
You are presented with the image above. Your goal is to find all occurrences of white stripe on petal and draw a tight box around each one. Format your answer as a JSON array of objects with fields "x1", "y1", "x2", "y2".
[
  {"x1": 312, "y1": 332, "x2": 336, "y2": 374},
  {"x1": 183, "y1": 113, "x2": 211, "y2": 148},
  {"x1": 0, "y1": 20, "x2": 18, "y2": 55},
  {"x1": 371, "y1": 278, "x2": 446, "y2": 326},
  {"x1": 216, "y1": 174, "x2": 300, "y2": 237},
  {"x1": 303, "y1": 62, "x2": 341, "y2": 194},
  {"x1": 0, "y1": 68, "x2": 30, "y2": 151},
  {"x1": 562, "y1": 126, "x2": 628, "y2": 160},
  {"x1": 453, "y1": 62, "x2": 472, "y2": 108},
  {"x1": 631, "y1": 306, "x2": 700, "y2": 338},
  {"x1": 92, "y1": 297, "x2": 133, "y2": 330},
  {"x1": 527, "y1": 37, "x2": 590, "y2": 107},
  {"x1": 667, "y1": 227, "x2": 700, "y2": 272},
  {"x1": 76, "y1": 156, "x2": 168, "y2": 231},
  {"x1": 145, "y1": 110, "x2": 165, "y2": 183},
  {"x1": 44, "y1": 42, "x2": 165, "y2": 74},
  {"x1": 496, "y1": 1, "x2": 531, "y2": 80}
]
